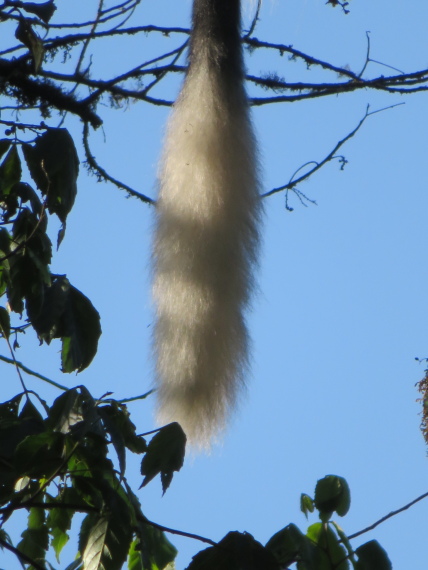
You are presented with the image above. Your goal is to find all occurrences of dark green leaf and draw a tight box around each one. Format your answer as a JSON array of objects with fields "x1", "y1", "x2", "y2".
[
  {"x1": 14, "y1": 181, "x2": 43, "y2": 215},
  {"x1": 314, "y1": 475, "x2": 351, "y2": 519},
  {"x1": 80, "y1": 510, "x2": 132, "y2": 570},
  {"x1": 28, "y1": 276, "x2": 101, "y2": 373},
  {"x1": 21, "y1": 1, "x2": 57, "y2": 23},
  {"x1": 99, "y1": 403, "x2": 147, "y2": 475},
  {"x1": 22, "y1": 129, "x2": 79, "y2": 225},
  {"x1": 0, "y1": 306, "x2": 10, "y2": 339},
  {"x1": 135, "y1": 523, "x2": 177, "y2": 570},
  {"x1": 306, "y1": 523, "x2": 349, "y2": 570},
  {"x1": 60, "y1": 279, "x2": 101, "y2": 373},
  {"x1": 0, "y1": 145, "x2": 21, "y2": 197},
  {"x1": 0, "y1": 139, "x2": 11, "y2": 161},
  {"x1": 355, "y1": 540, "x2": 392, "y2": 570},
  {"x1": 47, "y1": 388, "x2": 84, "y2": 433},
  {"x1": 17, "y1": 507, "x2": 49, "y2": 565},
  {"x1": 14, "y1": 431, "x2": 65, "y2": 478},
  {"x1": 187, "y1": 531, "x2": 277, "y2": 570},
  {"x1": 266, "y1": 523, "x2": 317, "y2": 568},
  {"x1": 8, "y1": 208, "x2": 52, "y2": 315},
  {"x1": 0, "y1": 227, "x2": 11, "y2": 253},
  {"x1": 141, "y1": 422, "x2": 186, "y2": 493}
]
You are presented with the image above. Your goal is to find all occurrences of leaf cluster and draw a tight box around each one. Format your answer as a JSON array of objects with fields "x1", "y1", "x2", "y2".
[
  {"x1": 0, "y1": 128, "x2": 101, "y2": 373},
  {"x1": 0, "y1": 387, "x2": 185, "y2": 570}
]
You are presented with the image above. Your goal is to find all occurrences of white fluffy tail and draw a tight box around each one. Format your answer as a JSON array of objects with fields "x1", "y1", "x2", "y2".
[{"x1": 152, "y1": 1, "x2": 262, "y2": 448}]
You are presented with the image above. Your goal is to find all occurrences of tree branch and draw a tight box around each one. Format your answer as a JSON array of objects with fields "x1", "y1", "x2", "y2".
[
  {"x1": 261, "y1": 103, "x2": 404, "y2": 201},
  {"x1": 348, "y1": 490, "x2": 428, "y2": 540}
]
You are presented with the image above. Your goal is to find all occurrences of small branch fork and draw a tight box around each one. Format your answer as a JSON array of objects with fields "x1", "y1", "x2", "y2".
[{"x1": 261, "y1": 103, "x2": 404, "y2": 207}]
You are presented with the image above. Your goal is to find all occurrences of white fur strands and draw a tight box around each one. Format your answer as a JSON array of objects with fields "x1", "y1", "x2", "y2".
[{"x1": 152, "y1": 0, "x2": 263, "y2": 447}]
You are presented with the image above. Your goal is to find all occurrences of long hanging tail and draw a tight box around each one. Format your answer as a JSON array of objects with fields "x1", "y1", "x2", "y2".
[{"x1": 152, "y1": 0, "x2": 263, "y2": 447}]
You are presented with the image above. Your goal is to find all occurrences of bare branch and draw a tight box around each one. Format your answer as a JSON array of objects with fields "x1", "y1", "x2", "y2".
[
  {"x1": 82, "y1": 123, "x2": 155, "y2": 205},
  {"x1": 261, "y1": 103, "x2": 404, "y2": 201},
  {"x1": 348, "y1": 491, "x2": 428, "y2": 540}
]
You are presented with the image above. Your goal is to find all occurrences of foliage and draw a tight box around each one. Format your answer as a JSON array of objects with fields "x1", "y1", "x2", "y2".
[
  {"x1": 0, "y1": 387, "x2": 180, "y2": 570},
  {"x1": 0, "y1": 0, "x2": 427, "y2": 568}
]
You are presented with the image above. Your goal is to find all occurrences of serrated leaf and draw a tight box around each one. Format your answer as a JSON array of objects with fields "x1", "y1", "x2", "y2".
[
  {"x1": 46, "y1": 501, "x2": 74, "y2": 562},
  {"x1": 0, "y1": 306, "x2": 10, "y2": 339},
  {"x1": 314, "y1": 475, "x2": 351, "y2": 519},
  {"x1": 22, "y1": 129, "x2": 79, "y2": 228},
  {"x1": 21, "y1": 1, "x2": 57, "y2": 23},
  {"x1": 187, "y1": 531, "x2": 277, "y2": 570},
  {"x1": 355, "y1": 540, "x2": 392, "y2": 570},
  {"x1": 17, "y1": 507, "x2": 49, "y2": 565},
  {"x1": 80, "y1": 510, "x2": 132, "y2": 570},
  {"x1": 141, "y1": 423, "x2": 186, "y2": 494}
]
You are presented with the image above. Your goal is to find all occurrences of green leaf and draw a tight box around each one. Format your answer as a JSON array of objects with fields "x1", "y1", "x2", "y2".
[
  {"x1": 14, "y1": 181, "x2": 43, "y2": 216},
  {"x1": 0, "y1": 528, "x2": 12, "y2": 549},
  {"x1": 0, "y1": 145, "x2": 21, "y2": 197},
  {"x1": 47, "y1": 501, "x2": 73, "y2": 562},
  {"x1": 17, "y1": 507, "x2": 49, "y2": 566},
  {"x1": 330, "y1": 521, "x2": 357, "y2": 567},
  {"x1": 98, "y1": 403, "x2": 147, "y2": 475},
  {"x1": 22, "y1": 129, "x2": 79, "y2": 227},
  {"x1": 0, "y1": 139, "x2": 11, "y2": 161},
  {"x1": 21, "y1": 1, "x2": 57, "y2": 23},
  {"x1": 134, "y1": 524, "x2": 177, "y2": 570},
  {"x1": 0, "y1": 306, "x2": 10, "y2": 339},
  {"x1": 14, "y1": 430, "x2": 65, "y2": 478},
  {"x1": 80, "y1": 510, "x2": 132, "y2": 570},
  {"x1": 187, "y1": 531, "x2": 277, "y2": 570},
  {"x1": 61, "y1": 283, "x2": 101, "y2": 373},
  {"x1": 306, "y1": 523, "x2": 349, "y2": 570},
  {"x1": 266, "y1": 523, "x2": 317, "y2": 568},
  {"x1": 355, "y1": 540, "x2": 392, "y2": 570},
  {"x1": 8, "y1": 208, "x2": 52, "y2": 314},
  {"x1": 28, "y1": 275, "x2": 101, "y2": 373},
  {"x1": 314, "y1": 475, "x2": 351, "y2": 519},
  {"x1": 47, "y1": 388, "x2": 85, "y2": 433},
  {"x1": 141, "y1": 423, "x2": 186, "y2": 494},
  {"x1": 300, "y1": 493, "x2": 315, "y2": 518}
]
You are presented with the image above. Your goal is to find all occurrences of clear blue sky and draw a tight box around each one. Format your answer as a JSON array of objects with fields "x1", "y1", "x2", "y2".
[{"x1": 2, "y1": 1, "x2": 428, "y2": 568}]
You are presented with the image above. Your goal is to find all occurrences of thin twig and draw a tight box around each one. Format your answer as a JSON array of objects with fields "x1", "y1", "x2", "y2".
[
  {"x1": 0, "y1": 536, "x2": 46, "y2": 570},
  {"x1": 348, "y1": 491, "x2": 428, "y2": 540},
  {"x1": 141, "y1": 515, "x2": 217, "y2": 547},
  {"x1": 82, "y1": 122, "x2": 155, "y2": 204},
  {"x1": 0, "y1": 354, "x2": 68, "y2": 390},
  {"x1": 261, "y1": 103, "x2": 404, "y2": 200}
]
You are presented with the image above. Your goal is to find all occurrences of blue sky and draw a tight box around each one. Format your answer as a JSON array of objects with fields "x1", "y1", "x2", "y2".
[{"x1": 2, "y1": 0, "x2": 428, "y2": 568}]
